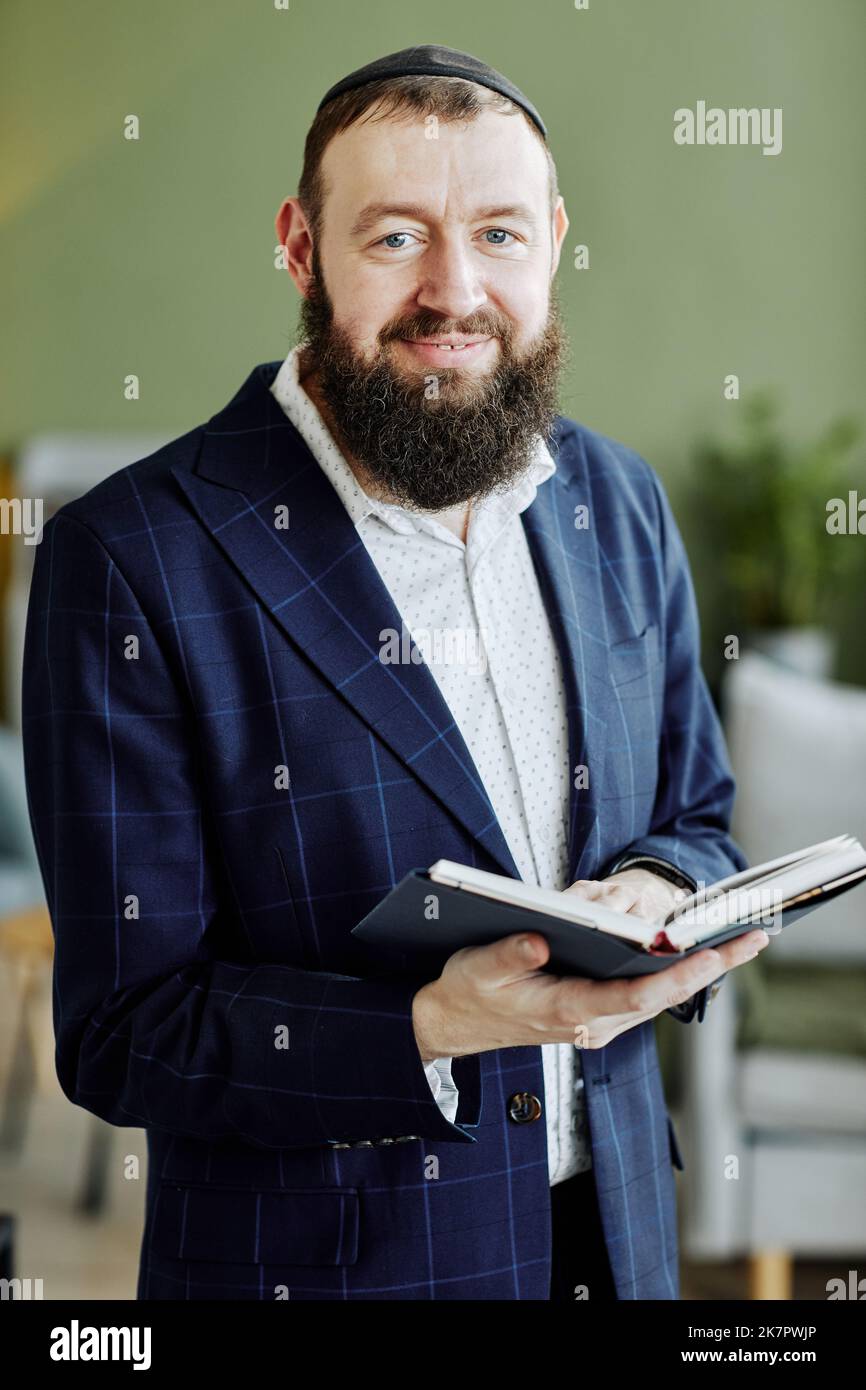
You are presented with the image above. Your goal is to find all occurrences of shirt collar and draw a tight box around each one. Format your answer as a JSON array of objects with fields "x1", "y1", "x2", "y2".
[{"x1": 269, "y1": 343, "x2": 556, "y2": 548}]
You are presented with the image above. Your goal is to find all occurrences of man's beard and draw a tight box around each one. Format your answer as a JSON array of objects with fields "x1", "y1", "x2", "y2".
[{"x1": 297, "y1": 251, "x2": 567, "y2": 512}]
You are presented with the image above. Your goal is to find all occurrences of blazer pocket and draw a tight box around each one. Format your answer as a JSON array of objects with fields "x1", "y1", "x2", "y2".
[
  {"x1": 150, "y1": 1184, "x2": 360, "y2": 1266},
  {"x1": 609, "y1": 624, "x2": 663, "y2": 688},
  {"x1": 667, "y1": 1115, "x2": 686, "y2": 1172}
]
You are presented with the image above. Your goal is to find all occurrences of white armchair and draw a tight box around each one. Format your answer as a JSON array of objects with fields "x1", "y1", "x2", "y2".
[
  {"x1": 678, "y1": 651, "x2": 866, "y2": 1298},
  {"x1": 6, "y1": 433, "x2": 170, "y2": 728}
]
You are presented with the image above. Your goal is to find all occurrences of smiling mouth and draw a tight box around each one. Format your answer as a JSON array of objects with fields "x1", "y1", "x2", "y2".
[
  {"x1": 410, "y1": 340, "x2": 488, "y2": 350},
  {"x1": 396, "y1": 337, "x2": 495, "y2": 362},
  {"x1": 407, "y1": 337, "x2": 490, "y2": 347}
]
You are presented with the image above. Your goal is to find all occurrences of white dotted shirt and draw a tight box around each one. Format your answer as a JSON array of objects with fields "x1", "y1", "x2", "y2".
[{"x1": 270, "y1": 345, "x2": 591, "y2": 1183}]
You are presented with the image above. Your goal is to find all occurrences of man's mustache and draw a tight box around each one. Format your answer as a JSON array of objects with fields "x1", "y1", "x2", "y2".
[{"x1": 380, "y1": 315, "x2": 513, "y2": 346}]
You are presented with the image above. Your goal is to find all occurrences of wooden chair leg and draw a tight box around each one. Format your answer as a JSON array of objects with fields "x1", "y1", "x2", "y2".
[
  {"x1": 0, "y1": 1213, "x2": 14, "y2": 1279},
  {"x1": 77, "y1": 1117, "x2": 113, "y2": 1216},
  {"x1": 0, "y1": 978, "x2": 37, "y2": 1154},
  {"x1": 748, "y1": 1250, "x2": 793, "y2": 1300}
]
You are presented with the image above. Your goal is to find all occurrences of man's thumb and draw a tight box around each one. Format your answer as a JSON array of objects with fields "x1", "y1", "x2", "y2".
[{"x1": 502, "y1": 932, "x2": 549, "y2": 975}]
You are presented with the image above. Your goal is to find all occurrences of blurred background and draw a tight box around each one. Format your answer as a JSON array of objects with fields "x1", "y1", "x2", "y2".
[{"x1": 1, "y1": 0, "x2": 865, "y2": 1301}]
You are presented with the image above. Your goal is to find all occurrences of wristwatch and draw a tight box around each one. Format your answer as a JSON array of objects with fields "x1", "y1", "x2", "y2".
[{"x1": 606, "y1": 852, "x2": 697, "y2": 895}]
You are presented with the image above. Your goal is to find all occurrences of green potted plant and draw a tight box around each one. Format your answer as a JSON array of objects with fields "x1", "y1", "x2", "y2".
[{"x1": 690, "y1": 391, "x2": 863, "y2": 678}]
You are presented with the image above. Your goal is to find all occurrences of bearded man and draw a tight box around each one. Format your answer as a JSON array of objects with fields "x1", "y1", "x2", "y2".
[{"x1": 21, "y1": 44, "x2": 767, "y2": 1302}]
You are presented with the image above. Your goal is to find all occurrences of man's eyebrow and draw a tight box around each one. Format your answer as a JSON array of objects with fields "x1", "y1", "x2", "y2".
[{"x1": 349, "y1": 201, "x2": 539, "y2": 239}]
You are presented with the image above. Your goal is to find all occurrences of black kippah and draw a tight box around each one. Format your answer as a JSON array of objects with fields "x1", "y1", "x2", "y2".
[{"x1": 317, "y1": 43, "x2": 547, "y2": 140}]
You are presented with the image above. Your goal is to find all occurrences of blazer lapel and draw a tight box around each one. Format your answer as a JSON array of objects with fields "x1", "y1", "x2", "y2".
[
  {"x1": 522, "y1": 428, "x2": 612, "y2": 883},
  {"x1": 171, "y1": 362, "x2": 520, "y2": 879}
]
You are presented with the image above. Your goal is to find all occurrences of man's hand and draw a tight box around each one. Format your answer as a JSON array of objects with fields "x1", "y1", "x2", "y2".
[
  {"x1": 411, "y1": 920, "x2": 770, "y2": 1064},
  {"x1": 564, "y1": 867, "x2": 688, "y2": 923}
]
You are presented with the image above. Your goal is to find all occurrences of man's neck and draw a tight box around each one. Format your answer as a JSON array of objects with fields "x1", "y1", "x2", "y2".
[{"x1": 298, "y1": 351, "x2": 471, "y2": 543}]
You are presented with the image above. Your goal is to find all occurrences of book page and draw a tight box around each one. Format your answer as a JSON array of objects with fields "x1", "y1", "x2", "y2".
[
  {"x1": 427, "y1": 861, "x2": 658, "y2": 945},
  {"x1": 665, "y1": 852, "x2": 866, "y2": 945},
  {"x1": 662, "y1": 835, "x2": 857, "y2": 927}
]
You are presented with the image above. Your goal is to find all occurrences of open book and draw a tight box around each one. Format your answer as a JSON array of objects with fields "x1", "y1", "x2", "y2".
[{"x1": 352, "y1": 835, "x2": 866, "y2": 980}]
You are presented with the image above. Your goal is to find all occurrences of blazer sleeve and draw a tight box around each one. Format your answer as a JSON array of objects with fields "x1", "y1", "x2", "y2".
[
  {"x1": 599, "y1": 468, "x2": 749, "y2": 1025},
  {"x1": 21, "y1": 509, "x2": 479, "y2": 1149}
]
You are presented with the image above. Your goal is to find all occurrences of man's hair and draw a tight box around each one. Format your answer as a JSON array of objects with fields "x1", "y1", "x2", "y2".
[{"x1": 298, "y1": 75, "x2": 559, "y2": 246}]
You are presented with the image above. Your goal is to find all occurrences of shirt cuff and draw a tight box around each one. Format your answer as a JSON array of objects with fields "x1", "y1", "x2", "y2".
[{"x1": 423, "y1": 1057, "x2": 460, "y2": 1124}]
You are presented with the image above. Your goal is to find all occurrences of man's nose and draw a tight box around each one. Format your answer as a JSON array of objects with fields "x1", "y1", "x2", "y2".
[{"x1": 414, "y1": 239, "x2": 489, "y2": 321}]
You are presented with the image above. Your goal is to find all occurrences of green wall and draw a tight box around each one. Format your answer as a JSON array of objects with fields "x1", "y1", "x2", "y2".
[{"x1": 3, "y1": 0, "x2": 865, "y2": 671}]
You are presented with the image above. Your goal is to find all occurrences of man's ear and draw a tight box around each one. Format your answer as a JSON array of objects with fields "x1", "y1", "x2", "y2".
[
  {"x1": 275, "y1": 196, "x2": 315, "y2": 297},
  {"x1": 550, "y1": 196, "x2": 570, "y2": 278}
]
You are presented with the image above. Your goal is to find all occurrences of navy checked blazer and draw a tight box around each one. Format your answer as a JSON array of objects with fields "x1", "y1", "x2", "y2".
[{"x1": 21, "y1": 360, "x2": 747, "y2": 1301}]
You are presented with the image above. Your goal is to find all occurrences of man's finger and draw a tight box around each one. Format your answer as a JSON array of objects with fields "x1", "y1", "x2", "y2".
[
  {"x1": 463, "y1": 931, "x2": 551, "y2": 986},
  {"x1": 565, "y1": 879, "x2": 604, "y2": 901},
  {"x1": 564, "y1": 948, "x2": 728, "y2": 1021},
  {"x1": 596, "y1": 885, "x2": 639, "y2": 914},
  {"x1": 715, "y1": 928, "x2": 770, "y2": 967}
]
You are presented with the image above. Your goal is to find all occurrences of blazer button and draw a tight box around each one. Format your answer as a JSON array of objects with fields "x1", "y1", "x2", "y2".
[{"x1": 508, "y1": 1092, "x2": 543, "y2": 1124}]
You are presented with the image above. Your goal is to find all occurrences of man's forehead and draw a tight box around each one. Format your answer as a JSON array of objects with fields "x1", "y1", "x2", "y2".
[{"x1": 319, "y1": 112, "x2": 549, "y2": 224}]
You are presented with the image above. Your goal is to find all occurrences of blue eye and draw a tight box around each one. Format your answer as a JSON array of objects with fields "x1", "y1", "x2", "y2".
[{"x1": 376, "y1": 228, "x2": 518, "y2": 250}]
